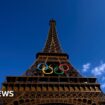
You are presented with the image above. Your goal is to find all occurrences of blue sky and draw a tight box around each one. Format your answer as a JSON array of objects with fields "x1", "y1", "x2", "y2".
[{"x1": 0, "y1": 0, "x2": 105, "y2": 92}]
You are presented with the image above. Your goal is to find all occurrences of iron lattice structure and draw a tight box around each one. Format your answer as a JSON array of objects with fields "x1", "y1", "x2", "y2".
[{"x1": 0, "y1": 20, "x2": 105, "y2": 105}]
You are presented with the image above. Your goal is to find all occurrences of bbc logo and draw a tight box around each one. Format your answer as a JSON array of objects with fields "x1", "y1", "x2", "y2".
[{"x1": 0, "y1": 91, "x2": 14, "y2": 97}]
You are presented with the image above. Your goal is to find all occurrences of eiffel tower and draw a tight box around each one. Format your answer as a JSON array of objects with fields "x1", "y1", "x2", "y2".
[{"x1": 0, "y1": 20, "x2": 105, "y2": 105}]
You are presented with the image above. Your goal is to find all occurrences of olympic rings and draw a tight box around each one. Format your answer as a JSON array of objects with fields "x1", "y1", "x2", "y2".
[
  {"x1": 37, "y1": 63, "x2": 70, "y2": 75},
  {"x1": 54, "y1": 66, "x2": 64, "y2": 74},
  {"x1": 59, "y1": 63, "x2": 70, "y2": 74},
  {"x1": 37, "y1": 63, "x2": 48, "y2": 70},
  {"x1": 42, "y1": 64, "x2": 53, "y2": 74}
]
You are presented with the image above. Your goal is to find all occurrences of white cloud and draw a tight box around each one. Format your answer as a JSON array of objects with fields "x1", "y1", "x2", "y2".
[
  {"x1": 91, "y1": 62, "x2": 105, "y2": 91},
  {"x1": 81, "y1": 61, "x2": 105, "y2": 92},
  {"x1": 82, "y1": 63, "x2": 91, "y2": 72},
  {"x1": 102, "y1": 77, "x2": 105, "y2": 81},
  {"x1": 101, "y1": 83, "x2": 105, "y2": 89},
  {"x1": 91, "y1": 62, "x2": 105, "y2": 76}
]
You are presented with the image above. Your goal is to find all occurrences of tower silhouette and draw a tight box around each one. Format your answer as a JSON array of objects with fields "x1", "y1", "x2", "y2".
[{"x1": 0, "y1": 20, "x2": 105, "y2": 105}]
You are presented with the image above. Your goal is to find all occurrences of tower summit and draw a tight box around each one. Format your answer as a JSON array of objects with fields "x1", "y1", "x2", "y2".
[
  {"x1": 0, "y1": 20, "x2": 105, "y2": 105},
  {"x1": 43, "y1": 19, "x2": 62, "y2": 53}
]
